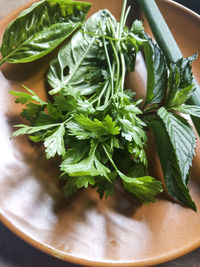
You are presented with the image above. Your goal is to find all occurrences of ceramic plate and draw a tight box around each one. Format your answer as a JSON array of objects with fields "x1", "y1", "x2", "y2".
[{"x1": 0, "y1": 0, "x2": 200, "y2": 266}]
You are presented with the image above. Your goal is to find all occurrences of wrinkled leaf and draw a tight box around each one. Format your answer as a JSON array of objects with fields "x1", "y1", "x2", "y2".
[
  {"x1": 47, "y1": 9, "x2": 116, "y2": 95},
  {"x1": 143, "y1": 35, "x2": 168, "y2": 104},
  {"x1": 173, "y1": 104, "x2": 200, "y2": 118},
  {"x1": 149, "y1": 119, "x2": 196, "y2": 211},
  {"x1": 0, "y1": 0, "x2": 91, "y2": 65},
  {"x1": 166, "y1": 55, "x2": 197, "y2": 108},
  {"x1": 158, "y1": 107, "x2": 196, "y2": 185}
]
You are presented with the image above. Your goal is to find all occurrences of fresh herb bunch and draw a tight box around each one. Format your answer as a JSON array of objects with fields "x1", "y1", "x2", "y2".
[{"x1": 1, "y1": 0, "x2": 200, "y2": 210}]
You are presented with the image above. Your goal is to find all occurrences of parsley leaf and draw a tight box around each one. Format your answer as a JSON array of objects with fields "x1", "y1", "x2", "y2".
[
  {"x1": 61, "y1": 141, "x2": 111, "y2": 179},
  {"x1": 118, "y1": 171, "x2": 163, "y2": 204},
  {"x1": 44, "y1": 123, "x2": 66, "y2": 159}
]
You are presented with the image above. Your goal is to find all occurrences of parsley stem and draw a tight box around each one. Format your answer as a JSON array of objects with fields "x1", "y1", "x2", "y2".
[
  {"x1": 96, "y1": 81, "x2": 109, "y2": 107},
  {"x1": 100, "y1": 22, "x2": 114, "y2": 99},
  {"x1": 110, "y1": 40, "x2": 120, "y2": 92},
  {"x1": 119, "y1": 0, "x2": 128, "y2": 39},
  {"x1": 0, "y1": 57, "x2": 6, "y2": 66},
  {"x1": 103, "y1": 144, "x2": 118, "y2": 172},
  {"x1": 119, "y1": 52, "x2": 126, "y2": 92}
]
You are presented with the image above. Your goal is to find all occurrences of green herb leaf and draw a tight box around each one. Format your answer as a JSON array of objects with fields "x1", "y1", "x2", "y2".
[
  {"x1": 47, "y1": 9, "x2": 116, "y2": 95},
  {"x1": 166, "y1": 56, "x2": 197, "y2": 108},
  {"x1": 10, "y1": 85, "x2": 46, "y2": 105},
  {"x1": 149, "y1": 119, "x2": 196, "y2": 211},
  {"x1": 63, "y1": 175, "x2": 95, "y2": 198},
  {"x1": 118, "y1": 171, "x2": 163, "y2": 204},
  {"x1": 143, "y1": 35, "x2": 168, "y2": 105},
  {"x1": 66, "y1": 114, "x2": 119, "y2": 140},
  {"x1": 158, "y1": 107, "x2": 196, "y2": 185},
  {"x1": 12, "y1": 123, "x2": 60, "y2": 137},
  {"x1": 0, "y1": 0, "x2": 91, "y2": 65},
  {"x1": 44, "y1": 123, "x2": 66, "y2": 158},
  {"x1": 173, "y1": 104, "x2": 200, "y2": 118},
  {"x1": 61, "y1": 141, "x2": 111, "y2": 178}
]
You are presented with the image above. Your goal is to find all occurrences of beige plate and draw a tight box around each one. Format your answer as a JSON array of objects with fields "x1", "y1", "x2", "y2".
[{"x1": 0, "y1": 0, "x2": 200, "y2": 266}]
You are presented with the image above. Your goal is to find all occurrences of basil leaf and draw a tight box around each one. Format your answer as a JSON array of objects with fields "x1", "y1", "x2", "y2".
[
  {"x1": 149, "y1": 119, "x2": 196, "y2": 211},
  {"x1": 158, "y1": 107, "x2": 196, "y2": 185},
  {"x1": 0, "y1": 0, "x2": 91, "y2": 65},
  {"x1": 143, "y1": 35, "x2": 168, "y2": 105},
  {"x1": 47, "y1": 9, "x2": 116, "y2": 95}
]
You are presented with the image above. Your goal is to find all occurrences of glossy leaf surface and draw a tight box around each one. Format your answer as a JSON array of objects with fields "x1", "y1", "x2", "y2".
[{"x1": 0, "y1": 0, "x2": 91, "y2": 64}]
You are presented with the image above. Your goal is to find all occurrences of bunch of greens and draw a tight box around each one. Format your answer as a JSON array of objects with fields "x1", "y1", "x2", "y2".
[{"x1": 1, "y1": 0, "x2": 200, "y2": 210}]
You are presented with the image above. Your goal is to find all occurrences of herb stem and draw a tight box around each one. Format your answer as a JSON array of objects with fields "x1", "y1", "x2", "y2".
[
  {"x1": 103, "y1": 144, "x2": 118, "y2": 171},
  {"x1": 119, "y1": 52, "x2": 126, "y2": 92},
  {"x1": 119, "y1": 0, "x2": 128, "y2": 39},
  {"x1": 100, "y1": 22, "x2": 114, "y2": 98},
  {"x1": 110, "y1": 40, "x2": 120, "y2": 92},
  {"x1": 0, "y1": 57, "x2": 6, "y2": 66}
]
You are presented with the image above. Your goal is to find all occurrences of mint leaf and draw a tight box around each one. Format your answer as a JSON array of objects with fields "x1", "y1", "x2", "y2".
[
  {"x1": 149, "y1": 119, "x2": 196, "y2": 211},
  {"x1": 166, "y1": 56, "x2": 197, "y2": 108},
  {"x1": 143, "y1": 36, "x2": 168, "y2": 105},
  {"x1": 158, "y1": 107, "x2": 196, "y2": 185},
  {"x1": 47, "y1": 9, "x2": 116, "y2": 95},
  {"x1": 173, "y1": 104, "x2": 200, "y2": 118}
]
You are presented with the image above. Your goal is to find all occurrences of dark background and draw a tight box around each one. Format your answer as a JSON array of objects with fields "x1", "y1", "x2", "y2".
[
  {"x1": 175, "y1": 0, "x2": 200, "y2": 14},
  {"x1": 1, "y1": 1, "x2": 199, "y2": 267}
]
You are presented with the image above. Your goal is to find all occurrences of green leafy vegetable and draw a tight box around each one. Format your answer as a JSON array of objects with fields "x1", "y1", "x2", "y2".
[
  {"x1": 0, "y1": 0, "x2": 91, "y2": 65},
  {"x1": 119, "y1": 171, "x2": 163, "y2": 203},
  {"x1": 158, "y1": 107, "x2": 196, "y2": 185},
  {"x1": 142, "y1": 35, "x2": 168, "y2": 105},
  {"x1": 47, "y1": 9, "x2": 116, "y2": 95},
  {"x1": 7, "y1": 0, "x2": 200, "y2": 209},
  {"x1": 166, "y1": 56, "x2": 197, "y2": 108},
  {"x1": 173, "y1": 105, "x2": 200, "y2": 117},
  {"x1": 137, "y1": 0, "x2": 200, "y2": 137},
  {"x1": 149, "y1": 119, "x2": 196, "y2": 211}
]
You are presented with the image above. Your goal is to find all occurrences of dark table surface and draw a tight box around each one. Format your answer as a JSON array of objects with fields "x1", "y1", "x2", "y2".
[{"x1": 0, "y1": 0, "x2": 200, "y2": 266}]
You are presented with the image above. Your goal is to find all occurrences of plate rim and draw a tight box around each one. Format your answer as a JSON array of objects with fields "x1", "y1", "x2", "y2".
[{"x1": 0, "y1": 0, "x2": 200, "y2": 266}]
